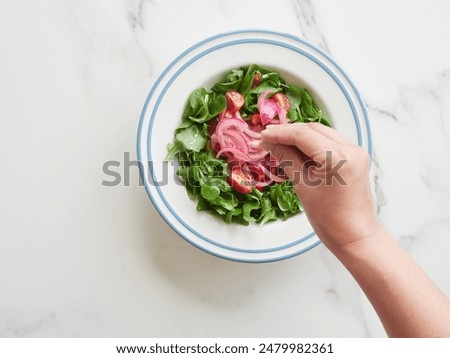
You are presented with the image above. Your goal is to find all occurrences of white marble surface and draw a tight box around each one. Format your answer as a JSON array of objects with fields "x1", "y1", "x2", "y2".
[{"x1": 1, "y1": 0, "x2": 450, "y2": 338}]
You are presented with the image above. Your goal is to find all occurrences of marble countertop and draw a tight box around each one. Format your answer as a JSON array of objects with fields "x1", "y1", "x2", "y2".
[{"x1": 1, "y1": 0, "x2": 450, "y2": 338}]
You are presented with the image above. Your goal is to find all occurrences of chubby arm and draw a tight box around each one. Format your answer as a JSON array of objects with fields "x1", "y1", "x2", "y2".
[
  {"x1": 261, "y1": 123, "x2": 450, "y2": 337},
  {"x1": 338, "y1": 228, "x2": 450, "y2": 337}
]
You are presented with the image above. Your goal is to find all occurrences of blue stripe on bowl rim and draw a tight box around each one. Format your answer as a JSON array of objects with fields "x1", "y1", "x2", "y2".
[{"x1": 137, "y1": 29, "x2": 372, "y2": 263}]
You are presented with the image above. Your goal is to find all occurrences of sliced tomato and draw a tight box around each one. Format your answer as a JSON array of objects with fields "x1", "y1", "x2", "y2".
[
  {"x1": 250, "y1": 113, "x2": 261, "y2": 125},
  {"x1": 252, "y1": 71, "x2": 261, "y2": 87},
  {"x1": 272, "y1": 93, "x2": 291, "y2": 112},
  {"x1": 242, "y1": 161, "x2": 265, "y2": 182},
  {"x1": 225, "y1": 90, "x2": 244, "y2": 112},
  {"x1": 249, "y1": 122, "x2": 265, "y2": 133},
  {"x1": 228, "y1": 168, "x2": 253, "y2": 194},
  {"x1": 208, "y1": 118, "x2": 219, "y2": 136}
]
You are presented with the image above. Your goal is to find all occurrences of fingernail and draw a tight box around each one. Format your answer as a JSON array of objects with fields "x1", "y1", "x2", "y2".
[{"x1": 261, "y1": 125, "x2": 275, "y2": 135}]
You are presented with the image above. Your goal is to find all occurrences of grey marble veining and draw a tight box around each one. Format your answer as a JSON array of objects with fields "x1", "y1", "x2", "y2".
[
  {"x1": 291, "y1": 0, "x2": 330, "y2": 53},
  {"x1": 1, "y1": 0, "x2": 450, "y2": 338}
]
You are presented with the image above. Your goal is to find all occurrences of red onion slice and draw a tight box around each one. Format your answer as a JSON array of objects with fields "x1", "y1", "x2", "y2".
[
  {"x1": 244, "y1": 127, "x2": 262, "y2": 139},
  {"x1": 257, "y1": 90, "x2": 275, "y2": 112},
  {"x1": 278, "y1": 107, "x2": 289, "y2": 124},
  {"x1": 248, "y1": 150, "x2": 269, "y2": 162},
  {"x1": 216, "y1": 147, "x2": 252, "y2": 162},
  {"x1": 222, "y1": 129, "x2": 249, "y2": 154}
]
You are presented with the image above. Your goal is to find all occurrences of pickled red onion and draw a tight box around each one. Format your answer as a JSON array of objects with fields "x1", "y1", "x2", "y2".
[
  {"x1": 212, "y1": 90, "x2": 289, "y2": 191},
  {"x1": 216, "y1": 147, "x2": 252, "y2": 161},
  {"x1": 222, "y1": 129, "x2": 249, "y2": 154}
]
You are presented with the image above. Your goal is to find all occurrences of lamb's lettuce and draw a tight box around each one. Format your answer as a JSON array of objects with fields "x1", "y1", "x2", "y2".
[{"x1": 166, "y1": 64, "x2": 330, "y2": 225}]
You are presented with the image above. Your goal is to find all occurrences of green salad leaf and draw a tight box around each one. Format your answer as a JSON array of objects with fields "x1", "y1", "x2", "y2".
[
  {"x1": 175, "y1": 125, "x2": 207, "y2": 152},
  {"x1": 286, "y1": 85, "x2": 331, "y2": 126},
  {"x1": 213, "y1": 68, "x2": 244, "y2": 92},
  {"x1": 183, "y1": 88, "x2": 227, "y2": 123}
]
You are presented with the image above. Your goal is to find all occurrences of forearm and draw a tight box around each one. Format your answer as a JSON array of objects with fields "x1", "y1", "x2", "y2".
[{"x1": 331, "y1": 228, "x2": 450, "y2": 337}]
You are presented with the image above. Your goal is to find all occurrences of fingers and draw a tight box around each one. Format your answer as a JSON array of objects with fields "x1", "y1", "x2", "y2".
[
  {"x1": 260, "y1": 142, "x2": 305, "y2": 183},
  {"x1": 306, "y1": 122, "x2": 352, "y2": 145},
  {"x1": 261, "y1": 123, "x2": 341, "y2": 160}
]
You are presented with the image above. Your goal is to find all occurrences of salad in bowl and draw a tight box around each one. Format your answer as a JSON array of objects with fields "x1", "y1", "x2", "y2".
[{"x1": 167, "y1": 64, "x2": 331, "y2": 226}]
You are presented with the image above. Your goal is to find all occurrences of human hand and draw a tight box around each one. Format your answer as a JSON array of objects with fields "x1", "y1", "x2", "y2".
[
  {"x1": 262, "y1": 124, "x2": 450, "y2": 338},
  {"x1": 261, "y1": 123, "x2": 381, "y2": 252}
]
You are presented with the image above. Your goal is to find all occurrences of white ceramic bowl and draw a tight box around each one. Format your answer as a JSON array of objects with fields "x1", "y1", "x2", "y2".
[{"x1": 137, "y1": 30, "x2": 372, "y2": 263}]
